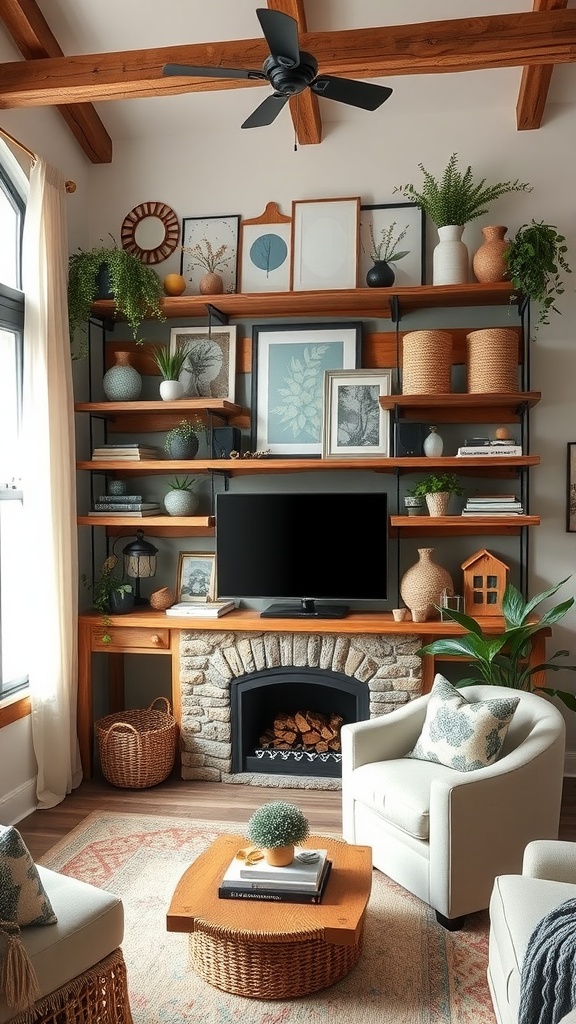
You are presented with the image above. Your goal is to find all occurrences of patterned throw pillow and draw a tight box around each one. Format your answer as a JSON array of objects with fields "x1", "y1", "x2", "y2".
[
  {"x1": 407, "y1": 674, "x2": 520, "y2": 771},
  {"x1": 0, "y1": 825, "x2": 57, "y2": 926}
]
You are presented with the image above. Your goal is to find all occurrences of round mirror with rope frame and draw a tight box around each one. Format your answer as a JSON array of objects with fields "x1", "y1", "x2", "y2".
[{"x1": 121, "y1": 201, "x2": 180, "y2": 264}]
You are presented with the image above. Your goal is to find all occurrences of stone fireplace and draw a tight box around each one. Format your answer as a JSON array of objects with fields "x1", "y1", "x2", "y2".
[{"x1": 179, "y1": 629, "x2": 424, "y2": 790}]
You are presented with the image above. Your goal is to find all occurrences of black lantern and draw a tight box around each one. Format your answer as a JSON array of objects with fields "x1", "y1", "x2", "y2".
[{"x1": 121, "y1": 531, "x2": 158, "y2": 605}]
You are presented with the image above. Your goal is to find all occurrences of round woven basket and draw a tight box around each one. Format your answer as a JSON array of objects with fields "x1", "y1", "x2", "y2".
[
  {"x1": 402, "y1": 330, "x2": 453, "y2": 394},
  {"x1": 96, "y1": 697, "x2": 177, "y2": 789},
  {"x1": 466, "y1": 328, "x2": 518, "y2": 393}
]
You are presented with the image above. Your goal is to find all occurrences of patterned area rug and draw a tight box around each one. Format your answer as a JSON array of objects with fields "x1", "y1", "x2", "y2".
[{"x1": 40, "y1": 812, "x2": 494, "y2": 1024}]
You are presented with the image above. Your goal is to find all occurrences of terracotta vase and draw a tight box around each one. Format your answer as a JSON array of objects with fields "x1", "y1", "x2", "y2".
[
  {"x1": 199, "y1": 272, "x2": 224, "y2": 295},
  {"x1": 263, "y1": 845, "x2": 294, "y2": 867},
  {"x1": 400, "y1": 548, "x2": 454, "y2": 622},
  {"x1": 432, "y1": 225, "x2": 469, "y2": 285},
  {"x1": 473, "y1": 226, "x2": 510, "y2": 283}
]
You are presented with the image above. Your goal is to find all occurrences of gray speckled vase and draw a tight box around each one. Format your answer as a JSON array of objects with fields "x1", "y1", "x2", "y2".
[{"x1": 103, "y1": 351, "x2": 142, "y2": 402}]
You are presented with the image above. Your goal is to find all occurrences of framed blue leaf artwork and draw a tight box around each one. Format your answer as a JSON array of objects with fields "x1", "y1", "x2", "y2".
[{"x1": 239, "y1": 202, "x2": 292, "y2": 293}]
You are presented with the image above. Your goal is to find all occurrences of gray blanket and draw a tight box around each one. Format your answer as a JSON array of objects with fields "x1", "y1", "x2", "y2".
[{"x1": 519, "y1": 897, "x2": 576, "y2": 1024}]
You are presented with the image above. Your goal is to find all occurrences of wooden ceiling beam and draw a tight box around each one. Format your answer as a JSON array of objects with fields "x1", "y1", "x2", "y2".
[
  {"x1": 0, "y1": 0, "x2": 112, "y2": 162},
  {"x1": 0, "y1": 11, "x2": 575, "y2": 108},
  {"x1": 268, "y1": 0, "x2": 322, "y2": 146},
  {"x1": 516, "y1": 0, "x2": 568, "y2": 131}
]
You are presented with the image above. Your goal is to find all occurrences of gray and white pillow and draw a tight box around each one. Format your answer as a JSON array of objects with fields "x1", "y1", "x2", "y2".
[
  {"x1": 0, "y1": 825, "x2": 57, "y2": 926},
  {"x1": 407, "y1": 673, "x2": 519, "y2": 771}
]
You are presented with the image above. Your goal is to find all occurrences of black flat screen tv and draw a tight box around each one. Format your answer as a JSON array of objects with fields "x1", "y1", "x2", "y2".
[{"x1": 215, "y1": 491, "x2": 388, "y2": 619}]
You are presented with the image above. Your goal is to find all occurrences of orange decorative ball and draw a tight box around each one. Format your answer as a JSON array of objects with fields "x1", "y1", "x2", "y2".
[
  {"x1": 495, "y1": 427, "x2": 512, "y2": 440},
  {"x1": 163, "y1": 274, "x2": 186, "y2": 296}
]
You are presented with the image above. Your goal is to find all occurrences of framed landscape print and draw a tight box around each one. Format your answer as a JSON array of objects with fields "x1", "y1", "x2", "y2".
[
  {"x1": 359, "y1": 202, "x2": 425, "y2": 287},
  {"x1": 322, "y1": 369, "x2": 392, "y2": 458},
  {"x1": 251, "y1": 322, "x2": 362, "y2": 457},
  {"x1": 290, "y1": 197, "x2": 360, "y2": 291},
  {"x1": 180, "y1": 214, "x2": 240, "y2": 294},
  {"x1": 176, "y1": 553, "x2": 216, "y2": 603},
  {"x1": 239, "y1": 201, "x2": 292, "y2": 293},
  {"x1": 169, "y1": 325, "x2": 237, "y2": 401}
]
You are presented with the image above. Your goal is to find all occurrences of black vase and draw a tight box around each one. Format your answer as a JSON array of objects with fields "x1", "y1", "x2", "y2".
[
  {"x1": 109, "y1": 589, "x2": 134, "y2": 614},
  {"x1": 366, "y1": 260, "x2": 395, "y2": 288}
]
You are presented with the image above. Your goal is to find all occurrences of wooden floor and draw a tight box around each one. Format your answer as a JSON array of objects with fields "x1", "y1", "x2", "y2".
[{"x1": 16, "y1": 772, "x2": 576, "y2": 862}]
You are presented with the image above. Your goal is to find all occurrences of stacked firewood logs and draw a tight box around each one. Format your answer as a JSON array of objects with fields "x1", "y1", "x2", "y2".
[{"x1": 259, "y1": 710, "x2": 344, "y2": 753}]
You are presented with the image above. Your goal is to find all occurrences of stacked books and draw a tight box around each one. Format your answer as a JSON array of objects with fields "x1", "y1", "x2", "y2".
[
  {"x1": 457, "y1": 440, "x2": 522, "y2": 457},
  {"x1": 165, "y1": 601, "x2": 235, "y2": 618},
  {"x1": 89, "y1": 494, "x2": 161, "y2": 517},
  {"x1": 218, "y1": 848, "x2": 331, "y2": 903},
  {"x1": 91, "y1": 443, "x2": 160, "y2": 460},
  {"x1": 462, "y1": 494, "x2": 524, "y2": 516}
]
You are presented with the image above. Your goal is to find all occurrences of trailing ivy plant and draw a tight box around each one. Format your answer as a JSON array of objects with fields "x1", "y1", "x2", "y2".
[
  {"x1": 394, "y1": 153, "x2": 532, "y2": 228},
  {"x1": 504, "y1": 220, "x2": 572, "y2": 331}
]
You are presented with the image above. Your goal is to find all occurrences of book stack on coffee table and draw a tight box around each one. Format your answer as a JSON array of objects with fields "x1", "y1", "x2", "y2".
[{"x1": 218, "y1": 847, "x2": 331, "y2": 904}]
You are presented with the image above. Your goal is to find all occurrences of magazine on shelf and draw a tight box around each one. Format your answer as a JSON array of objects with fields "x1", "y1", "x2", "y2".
[
  {"x1": 96, "y1": 495, "x2": 144, "y2": 503},
  {"x1": 164, "y1": 601, "x2": 235, "y2": 618},
  {"x1": 218, "y1": 860, "x2": 332, "y2": 904},
  {"x1": 88, "y1": 508, "x2": 161, "y2": 517},
  {"x1": 223, "y1": 848, "x2": 328, "y2": 888},
  {"x1": 92, "y1": 503, "x2": 160, "y2": 511},
  {"x1": 457, "y1": 446, "x2": 522, "y2": 457}
]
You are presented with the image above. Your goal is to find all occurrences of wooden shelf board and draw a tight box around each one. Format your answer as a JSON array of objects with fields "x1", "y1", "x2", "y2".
[
  {"x1": 78, "y1": 516, "x2": 214, "y2": 534},
  {"x1": 380, "y1": 392, "x2": 541, "y2": 415},
  {"x1": 77, "y1": 455, "x2": 540, "y2": 475},
  {"x1": 390, "y1": 514, "x2": 540, "y2": 536},
  {"x1": 74, "y1": 399, "x2": 243, "y2": 416}
]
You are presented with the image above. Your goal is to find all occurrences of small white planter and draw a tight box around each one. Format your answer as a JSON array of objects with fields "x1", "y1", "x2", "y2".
[{"x1": 160, "y1": 379, "x2": 184, "y2": 401}]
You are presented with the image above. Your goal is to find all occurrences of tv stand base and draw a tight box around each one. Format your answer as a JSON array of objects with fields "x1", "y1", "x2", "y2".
[{"x1": 260, "y1": 600, "x2": 350, "y2": 620}]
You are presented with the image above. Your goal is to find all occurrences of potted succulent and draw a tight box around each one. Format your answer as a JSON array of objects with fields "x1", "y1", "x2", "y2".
[
  {"x1": 393, "y1": 153, "x2": 532, "y2": 284},
  {"x1": 408, "y1": 473, "x2": 464, "y2": 517},
  {"x1": 150, "y1": 343, "x2": 190, "y2": 401},
  {"x1": 418, "y1": 577, "x2": 576, "y2": 712},
  {"x1": 504, "y1": 220, "x2": 572, "y2": 331},
  {"x1": 68, "y1": 240, "x2": 165, "y2": 352},
  {"x1": 246, "y1": 801, "x2": 310, "y2": 866},
  {"x1": 164, "y1": 417, "x2": 205, "y2": 460},
  {"x1": 164, "y1": 476, "x2": 199, "y2": 516},
  {"x1": 365, "y1": 220, "x2": 410, "y2": 288}
]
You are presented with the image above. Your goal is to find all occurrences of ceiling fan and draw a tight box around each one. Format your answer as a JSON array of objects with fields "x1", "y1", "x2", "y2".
[{"x1": 163, "y1": 7, "x2": 393, "y2": 129}]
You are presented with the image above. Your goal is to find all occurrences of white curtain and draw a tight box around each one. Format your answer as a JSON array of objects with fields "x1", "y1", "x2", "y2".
[{"x1": 22, "y1": 157, "x2": 82, "y2": 807}]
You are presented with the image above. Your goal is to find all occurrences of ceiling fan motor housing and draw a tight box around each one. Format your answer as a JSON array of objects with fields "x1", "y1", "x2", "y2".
[{"x1": 263, "y1": 52, "x2": 318, "y2": 96}]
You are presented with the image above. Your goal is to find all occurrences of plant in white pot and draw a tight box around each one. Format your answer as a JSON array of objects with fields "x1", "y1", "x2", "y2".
[
  {"x1": 164, "y1": 476, "x2": 199, "y2": 517},
  {"x1": 150, "y1": 343, "x2": 190, "y2": 400},
  {"x1": 246, "y1": 801, "x2": 310, "y2": 866}
]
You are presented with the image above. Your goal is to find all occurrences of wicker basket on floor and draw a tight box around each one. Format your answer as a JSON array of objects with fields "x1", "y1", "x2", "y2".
[{"x1": 96, "y1": 696, "x2": 177, "y2": 789}]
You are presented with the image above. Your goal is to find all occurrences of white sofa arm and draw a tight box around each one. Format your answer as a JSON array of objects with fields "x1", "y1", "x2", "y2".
[
  {"x1": 341, "y1": 694, "x2": 429, "y2": 770},
  {"x1": 522, "y1": 840, "x2": 576, "y2": 882}
]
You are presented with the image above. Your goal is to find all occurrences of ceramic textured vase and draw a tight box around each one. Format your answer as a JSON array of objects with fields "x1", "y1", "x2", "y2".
[
  {"x1": 473, "y1": 226, "x2": 510, "y2": 283},
  {"x1": 103, "y1": 351, "x2": 142, "y2": 402},
  {"x1": 107, "y1": 479, "x2": 127, "y2": 496},
  {"x1": 199, "y1": 272, "x2": 224, "y2": 295},
  {"x1": 164, "y1": 489, "x2": 199, "y2": 516},
  {"x1": 159, "y1": 379, "x2": 184, "y2": 401},
  {"x1": 400, "y1": 548, "x2": 454, "y2": 622},
  {"x1": 366, "y1": 260, "x2": 395, "y2": 287},
  {"x1": 433, "y1": 225, "x2": 469, "y2": 285},
  {"x1": 165, "y1": 434, "x2": 199, "y2": 460},
  {"x1": 423, "y1": 426, "x2": 444, "y2": 457}
]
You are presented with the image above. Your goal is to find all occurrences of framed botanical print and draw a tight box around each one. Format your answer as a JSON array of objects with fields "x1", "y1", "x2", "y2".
[
  {"x1": 180, "y1": 214, "x2": 241, "y2": 294},
  {"x1": 239, "y1": 201, "x2": 291, "y2": 293},
  {"x1": 322, "y1": 369, "x2": 392, "y2": 458},
  {"x1": 251, "y1": 322, "x2": 362, "y2": 457},
  {"x1": 290, "y1": 197, "x2": 361, "y2": 291},
  {"x1": 169, "y1": 325, "x2": 237, "y2": 401},
  {"x1": 359, "y1": 202, "x2": 426, "y2": 287}
]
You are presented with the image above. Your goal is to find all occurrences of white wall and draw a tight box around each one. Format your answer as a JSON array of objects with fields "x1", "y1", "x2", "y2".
[{"x1": 2, "y1": 56, "x2": 576, "y2": 814}]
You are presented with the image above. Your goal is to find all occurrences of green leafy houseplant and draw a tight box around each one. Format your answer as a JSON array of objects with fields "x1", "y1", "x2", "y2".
[
  {"x1": 246, "y1": 802, "x2": 310, "y2": 850},
  {"x1": 504, "y1": 220, "x2": 572, "y2": 331},
  {"x1": 408, "y1": 474, "x2": 464, "y2": 497},
  {"x1": 68, "y1": 242, "x2": 165, "y2": 350},
  {"x1": 369, "y1": 220, "x2": 410, "y2": 263},
  {"x1": 150, "y1": 343, "x2": 190, "y2": 381},
  {"x1": 394, "y1": 153, "x2": 532, "y2": 227},
  {"x1": 418, "y1": 577, "x2": 576, "y2": 712},
  {"x1": 85, "y1": 556, "x2": 134, "y2": 644}
]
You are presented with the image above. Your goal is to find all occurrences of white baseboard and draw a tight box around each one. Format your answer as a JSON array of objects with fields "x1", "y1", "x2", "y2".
[
  {"x1": 564, "y1": 752, "x2": 576, "y2": 778},
  {"x1": 0, "y1": 778, "x2": 37, "y2": 825}
]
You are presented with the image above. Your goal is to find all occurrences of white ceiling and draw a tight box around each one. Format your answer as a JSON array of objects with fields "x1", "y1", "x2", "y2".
[{"x1": 10, "y1": 0, "x2": 576, "y2": 141}]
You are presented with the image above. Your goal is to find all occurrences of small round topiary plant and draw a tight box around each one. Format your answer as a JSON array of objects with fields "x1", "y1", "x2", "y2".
[{"x1": 246, "y1": 801, "x2": 310, "y2": 849}]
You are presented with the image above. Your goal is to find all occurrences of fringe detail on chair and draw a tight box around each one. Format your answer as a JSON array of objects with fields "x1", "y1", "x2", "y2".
[{"x1": 0, "y1": 920, "x2": 40, "y2": 1011}]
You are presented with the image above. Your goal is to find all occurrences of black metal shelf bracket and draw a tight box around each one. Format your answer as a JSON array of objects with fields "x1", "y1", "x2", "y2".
[
  {"x1": 205, "y1": 303, "x2": 229, "y2": 330},
  {"x1": 390, "y1": 295, "x2": 401, "y2": 325}
]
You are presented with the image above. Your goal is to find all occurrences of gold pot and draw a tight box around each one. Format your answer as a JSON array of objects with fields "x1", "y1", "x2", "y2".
[{"x1": 263, "y1": 845, "x2": 294, "y2": 866}]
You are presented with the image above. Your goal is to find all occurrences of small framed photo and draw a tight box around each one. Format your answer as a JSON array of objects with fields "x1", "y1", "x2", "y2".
[
  {"x1": 291, "y1": 197, "x2": 360, "y2": 291},
  {"x1": 251, "y1": 322, "x2": 362, "y2": 457},
  {"x1": 239, "y1": 201, "x2": 292, "y2": 293},
  {"x1": 176, "y1": 553, "x2": 216, "y2": 603},
  {"x1": 359, "y1": 202, "x2": 426, "y2": 287},
  {"x1": 322, "y1": 369, "x2": 392, "y2": 458},
  {"x1": 567, "y1": 443, "x2": 576, "y2": 532},
  {"x1": 180, "y1": 214, "x2": 241, "y2": 294},
  {"x1": 169, "y1": 325, "x2": 237, "y2": 401}
]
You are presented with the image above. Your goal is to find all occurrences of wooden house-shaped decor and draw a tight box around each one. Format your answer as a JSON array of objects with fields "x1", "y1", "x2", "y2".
[{"x1": 461, "y1": 549, "x2": 509, "y2": 617}]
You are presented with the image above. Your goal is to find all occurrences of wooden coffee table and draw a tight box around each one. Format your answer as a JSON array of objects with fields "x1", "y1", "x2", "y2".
[{"x1": 166, "y1": 833, "x2": 372, "y2": 1000}]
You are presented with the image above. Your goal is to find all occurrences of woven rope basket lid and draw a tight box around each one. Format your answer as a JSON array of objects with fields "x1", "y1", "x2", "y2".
[
  {"x1": 95, "y1": 696, "x2": 176, "y2": 789},
  {"x1": 402, "y1": 330, "x2": 453, "y2": 394},
  {"x1": 466, "y1": 328, "x2": 518, "y2": 393}
]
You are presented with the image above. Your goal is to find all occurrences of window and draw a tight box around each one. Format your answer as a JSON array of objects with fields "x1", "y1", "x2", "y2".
[{"x1": 0, "y1": 161, "x2": 26, "y2": 700}]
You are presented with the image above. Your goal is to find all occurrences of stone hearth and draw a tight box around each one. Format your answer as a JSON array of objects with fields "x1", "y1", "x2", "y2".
[{"x1": 179, "y1": 629, "x2": 423, "y2": 789}]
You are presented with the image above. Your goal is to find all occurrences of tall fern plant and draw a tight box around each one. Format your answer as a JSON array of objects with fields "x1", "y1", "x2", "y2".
[{"x1": 394, "y1": 153, "x2": 532, "y2": 227}]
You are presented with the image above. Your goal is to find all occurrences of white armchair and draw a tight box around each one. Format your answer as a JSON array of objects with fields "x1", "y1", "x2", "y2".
[{"x1": 341, "y1": 685, "x2": 566, "y2": 929}]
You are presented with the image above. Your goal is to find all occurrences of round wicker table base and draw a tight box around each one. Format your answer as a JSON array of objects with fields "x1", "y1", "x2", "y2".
[{"x1": 189, "y1": 926, "x2": 364, "y2": 999}]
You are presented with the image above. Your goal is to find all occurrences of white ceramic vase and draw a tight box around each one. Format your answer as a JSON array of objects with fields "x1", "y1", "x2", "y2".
[
  {"x1": 159, "y1": 379, "x2": 184, "y2": 401},
  {"x1": 423, "y1": 426, "x2": 444, "y2": 457},
  {"x1": 433, "y1": 225, "x2": 469, "y2": 285}
]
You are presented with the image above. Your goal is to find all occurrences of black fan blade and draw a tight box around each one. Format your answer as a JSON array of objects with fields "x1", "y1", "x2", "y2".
[
  {"x1": 311, "y1": 76, "x2": 392, "y2": 111},
  {"x1": 163, "y1": 63, "x2": 266, "y2": 82},
  {"x1": 241, "y1": 93, "x2": 289, "y2": 129},
  {"x1": 256, "y1": 8, "x2": 300, "y2": 67}
]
